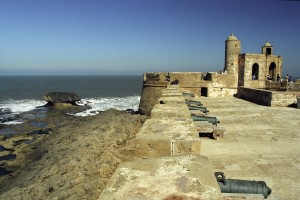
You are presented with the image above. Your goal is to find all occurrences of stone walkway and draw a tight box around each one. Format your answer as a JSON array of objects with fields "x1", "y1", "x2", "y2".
[{"x1": 198, "y1": 97, "x2": 300, "y2": 200}]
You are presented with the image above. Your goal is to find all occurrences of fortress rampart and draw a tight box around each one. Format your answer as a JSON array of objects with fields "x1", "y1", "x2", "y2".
[
  {"x1": 139, "y1": 72, "x2": 299, "y2": 115},
  {"x1": 99, "y1": 34, "x2": 299, "y2": 199},
  {"x1": 138, "y1": 34, "x2": 299, "y2": 115},
  {"x1": 99, "y1": 85, "x2": 225, "y2": 199},
  {"x1": 139, "y1": 72, "x2": 237, "y2": 115}
]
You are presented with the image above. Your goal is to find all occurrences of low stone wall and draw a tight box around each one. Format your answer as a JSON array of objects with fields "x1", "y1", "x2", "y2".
[
  {"x1": 265, "y1": 80, "x2": 281, "y2": 90},
  {"x1": 238, "y1": 87, "x2": 299, "y2": 107},
  {"x1": 237, "y1": 87, "x2": 272, "y2": 106},
  {"x1": 271, "y1": 92, "x2": 298, "y2": 107},
  {"x1": 208, "y1": 87, "x2": 237, "y2": 97}
]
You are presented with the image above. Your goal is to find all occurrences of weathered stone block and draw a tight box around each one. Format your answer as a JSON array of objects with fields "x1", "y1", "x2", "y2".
[
  {"x1": 151, "y1": 104, "x2": 191, "y2": 119},
  {"x1": 98, "y1": 155, "x2": 222, "y2": 200},
  {"x1": 158, "y1": 96, "x2": 186, "y2": 104},
  {"x1": 135, "y1": 119, "x2": 201, "y2": 158},
  {"x1": 161, "y1": 90, "x2": 183, "y2": 97},
  {"x1": 213, "y1": 127, "x2": 225, "y2": 139},
  {"x1": 135, "y1": 134, "x2": 201, "y2": 158},
  {"x1": 139, "y1": 118, "x2": 198, "y2": 137},
  {"x1": 135, "y1": 134, "x2": 170, "y2": 158}
]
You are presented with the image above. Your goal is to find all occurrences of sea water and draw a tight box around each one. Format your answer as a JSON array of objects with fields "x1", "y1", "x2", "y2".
[{"x1": 0, "y1": 75, "x2": 143, "y2": 124}]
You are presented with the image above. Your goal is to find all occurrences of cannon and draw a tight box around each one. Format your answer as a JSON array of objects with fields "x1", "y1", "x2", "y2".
[
  {"x1": 215, "y1": 172, "x2": 272, "y2": 199},
  {"x1": 183, "y1": 92, "x2": 195, "y2": 98},
  {"x1": 188, "y1": 106, "x2": 209, "y2": 114},
  {"x1": 186, "y1": 102, "x2": 204, "y2": 107},
  {"x1": 185, "y1": 100, "x2": 203, "y2": 107},
  {"x1": 191, "y1": 115, "x2": 219, "y2": 125}
]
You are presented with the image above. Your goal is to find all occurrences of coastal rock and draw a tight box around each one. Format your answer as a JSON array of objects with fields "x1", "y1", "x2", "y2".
[
  {"x1": 0, "y1": 109, "x2": 148, "y2": 199},
  {"x1": 43, "y1": 92, "x2": 81, "y2": 105}
]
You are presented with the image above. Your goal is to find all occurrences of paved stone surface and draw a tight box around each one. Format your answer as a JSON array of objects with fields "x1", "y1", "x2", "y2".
[
  {"x1": 98, "y1": 155, "x2": 223, "y2": 200},
  {"x1": 197, "y1": 97, "x2": 300, "y2": 200}
]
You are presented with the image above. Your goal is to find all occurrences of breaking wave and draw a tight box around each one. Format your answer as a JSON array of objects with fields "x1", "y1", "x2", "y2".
[
  {"x1": 72, "y1": 95, "x2": 141, "y2": 116},
  {"x1": 0, "y1": 96, "x2": 141, "y2": 124},
  {"x1": 0, "y1": 99, "x2": 47, "y2": 125}
]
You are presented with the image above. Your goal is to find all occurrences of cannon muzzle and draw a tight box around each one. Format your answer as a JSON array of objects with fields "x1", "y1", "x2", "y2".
[{"x1": 215, "y1": 172, "x2": 272, "y2": 199}]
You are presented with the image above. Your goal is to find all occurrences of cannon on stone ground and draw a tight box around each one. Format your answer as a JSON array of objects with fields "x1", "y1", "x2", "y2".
[
  {"x1": 188, "y1": 106, "x2": 209, "y2": 114},
  {"x1": 215, "y1": 172, "x2": 272, "y2": 199},
  {"x1": 182, "y1": 92, "x2": 195, "y2": 98},
  {"x1": 191, "y1": 115, "x2": 219, "y2": 125},
  {"x1": 185, "y1": 100, "x2": 203, "y2": 107}
]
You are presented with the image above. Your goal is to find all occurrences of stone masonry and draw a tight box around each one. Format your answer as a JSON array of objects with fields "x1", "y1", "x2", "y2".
[{"x1": 99, "y1": 85, "x2": 223, "y2": 199}]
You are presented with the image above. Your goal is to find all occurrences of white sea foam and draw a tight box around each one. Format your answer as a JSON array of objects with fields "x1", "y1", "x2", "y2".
[
  {"x1": 0, "y1": 99, "x2": 47, "y2": 125},
  {"x1": 0, "y1": 99, "x2": 47, "y2": 114},
  {"x1": 1, "y1": 120, "x2": 24, "y2": 125},
  {"x1": 71, "y1": 95, "x2": 141, "y2": 117}
]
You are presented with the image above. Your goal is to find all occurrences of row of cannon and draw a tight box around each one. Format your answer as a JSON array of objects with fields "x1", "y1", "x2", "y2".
[
  {"x1": 183, "y1": 92, "x2": 272, "y2": 198},
  {"x1": 184, "y1": 93, "x2": 220, "y2": 126}
]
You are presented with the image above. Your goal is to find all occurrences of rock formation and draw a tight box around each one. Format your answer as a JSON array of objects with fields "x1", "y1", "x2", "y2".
[{"x1": 43, "y1": 92, "x2": 81, "y2": 106}]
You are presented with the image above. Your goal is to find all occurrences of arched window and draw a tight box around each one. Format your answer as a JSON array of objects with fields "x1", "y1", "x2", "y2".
[
  {"x1": 252, "y1": 63, "x2": 259, "y2": 80},
  {"x1": 269, "y1": 62, "x2": 276, "y2": 81}
]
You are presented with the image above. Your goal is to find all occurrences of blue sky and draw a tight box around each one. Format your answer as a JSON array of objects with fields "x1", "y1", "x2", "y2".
[{"x1": 0, "y1": 0, "x2": 299, "y2": 76}]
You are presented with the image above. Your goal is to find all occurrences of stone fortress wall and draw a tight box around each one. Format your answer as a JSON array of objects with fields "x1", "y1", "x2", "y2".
[
  {"x1": 98, "y1": 34, "x2": 299, "y2": 199},
  {"x1": 99, "y1": 85, "x2": 225, "y2": 199},
  {"x1": 139, "y1": 34, "x2": 299, "y2": 115}
]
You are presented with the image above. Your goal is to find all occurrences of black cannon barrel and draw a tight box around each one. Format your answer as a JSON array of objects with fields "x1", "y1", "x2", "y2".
[
  {"x1": 215, "y1": 172, "x2": 272, "y2": 199},
  {"x1": 191, "y1": 115, "x2": 219, "y2": 125}
]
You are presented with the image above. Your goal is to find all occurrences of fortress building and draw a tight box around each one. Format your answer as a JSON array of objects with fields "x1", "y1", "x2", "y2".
[
  {"x1": 225, "y1": 34, "x2": 282, "y2": 89},
  {"x1": 207, "y1": 33, "x2": 283, "y2": 96},
  {"x1": 139, "y1": 34, "x2": 299, "y2": 115}
]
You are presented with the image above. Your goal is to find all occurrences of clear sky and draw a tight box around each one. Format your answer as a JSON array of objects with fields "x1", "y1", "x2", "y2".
[{"x1": 0, "y1": 0, "x2": 299, "y2": 76}]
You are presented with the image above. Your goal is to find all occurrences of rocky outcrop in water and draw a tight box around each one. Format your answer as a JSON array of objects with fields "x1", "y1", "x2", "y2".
[{"x1": 43, "y1": 92, "x2": 81, "y2": 105}]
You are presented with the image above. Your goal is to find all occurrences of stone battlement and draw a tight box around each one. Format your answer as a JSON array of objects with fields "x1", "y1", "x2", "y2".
[{"x1": 99, "y1": 85, "x2": 224, "y2": 199}]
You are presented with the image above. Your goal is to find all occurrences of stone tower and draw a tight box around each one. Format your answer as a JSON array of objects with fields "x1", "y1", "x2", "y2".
[
  {"x1": 261, "y1": 41, "x2": 273, "y2": 55},
  {"x1": 224, "y1": 33, "x2": 241, "y2": 75}
]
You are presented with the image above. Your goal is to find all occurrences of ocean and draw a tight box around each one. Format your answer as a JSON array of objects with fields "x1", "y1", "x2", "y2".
[{"x1": 0, "y1": 75, "x2": 143, "y2": 124}]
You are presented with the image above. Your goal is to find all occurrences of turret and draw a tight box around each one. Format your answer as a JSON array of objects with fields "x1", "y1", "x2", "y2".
[
  {"x1": 261, "y1": 41, "x2": 273, "y2": 55},
  {"x1": 225, "y1": 33, "x2": 241, "y2": 74}
]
